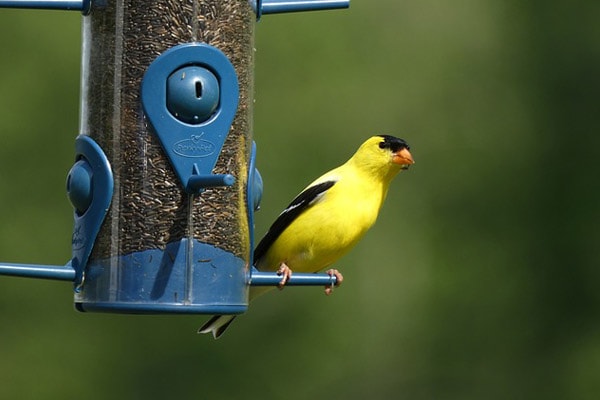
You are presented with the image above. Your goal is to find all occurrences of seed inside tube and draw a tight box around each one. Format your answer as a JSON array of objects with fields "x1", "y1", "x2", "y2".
[{"x1": 82, "y1": 0, "x2": 254, "y2": 260}]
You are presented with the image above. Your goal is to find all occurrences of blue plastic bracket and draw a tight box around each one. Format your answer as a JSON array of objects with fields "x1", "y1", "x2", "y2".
[
  {"x1": 0, "y1": 0, "x2": 91, "y2": 14},
  {"x1": 141, "y1": 43, "x2": 240, "y2": 194},
  {"x1": 68, "y1": 135, "x2": 113, "y2": 290}
]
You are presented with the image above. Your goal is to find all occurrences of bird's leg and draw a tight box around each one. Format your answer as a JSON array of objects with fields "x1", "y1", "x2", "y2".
[
  {"x1": 324, "y1": 269, "x2": 344, "y2": 296},
  {"x1": 276, "y1": 263, "x2": 293, "y2": 290}
]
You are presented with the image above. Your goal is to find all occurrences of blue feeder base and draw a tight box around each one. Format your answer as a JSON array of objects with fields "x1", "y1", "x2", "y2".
[{"x1": 74, "y1": 239, "x2": 249, "y2": 314}]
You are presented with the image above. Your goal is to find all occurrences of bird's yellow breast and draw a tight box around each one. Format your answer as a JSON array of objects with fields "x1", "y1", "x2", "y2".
[{"x1": 259, "y1": 170, "x2": 386, "y2": 273}]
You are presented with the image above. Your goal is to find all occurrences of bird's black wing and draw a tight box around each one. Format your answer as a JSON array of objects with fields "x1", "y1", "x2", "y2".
[{"x1": 253, "y1": 180, "x2": 336, "y2": 265}]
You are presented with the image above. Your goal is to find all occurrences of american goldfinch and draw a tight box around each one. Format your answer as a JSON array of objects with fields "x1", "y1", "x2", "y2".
[{"x1": 199, "y1": 135, "x2": 414, "y2": 338}]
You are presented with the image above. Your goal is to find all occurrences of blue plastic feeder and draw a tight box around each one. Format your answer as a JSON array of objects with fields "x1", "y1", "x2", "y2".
[{"x1": 0, "y1": 0, "x2": 348, "y2": 316}]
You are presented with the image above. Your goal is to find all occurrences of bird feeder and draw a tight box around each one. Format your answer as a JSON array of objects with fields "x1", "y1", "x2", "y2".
[{"x1": 0, "y1": 0, "x2": 347, "y2": 315}]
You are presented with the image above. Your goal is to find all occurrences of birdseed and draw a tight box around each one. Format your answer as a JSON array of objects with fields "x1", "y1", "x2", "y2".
[{"x1": 79, "y1": 0, "x2": 254, "y2": 260}]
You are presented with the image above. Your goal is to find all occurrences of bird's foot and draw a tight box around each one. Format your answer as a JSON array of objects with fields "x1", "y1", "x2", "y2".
[
  {"x1": 276, "y1": 263, "x2": 293, "y2": 290},
  {"x1": 324, "y1": 269, "x2": 344, "y2": 296}
]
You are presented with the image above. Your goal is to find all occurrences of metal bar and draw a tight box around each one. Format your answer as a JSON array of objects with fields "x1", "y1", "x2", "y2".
[
  {"x1": 0, "y1": 262, "x2": 76, "y2": 281},
  {"x1": 249, "y1": 270, "x2": 338, "y2": 286},
  {"x1": 0, "y1": 0, "x2": 88, "y2": 12},
  {"x1": 261, "y1": 0, "x2": 349, "y2": 15}
]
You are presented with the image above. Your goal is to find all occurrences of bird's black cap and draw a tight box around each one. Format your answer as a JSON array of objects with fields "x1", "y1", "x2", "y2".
[{"x1": 377, "y1": 135, "x2": 410, "y2": 152}]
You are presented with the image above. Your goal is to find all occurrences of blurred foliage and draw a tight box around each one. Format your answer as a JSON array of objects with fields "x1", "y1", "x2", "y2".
[{"x1": 0, "y1": 1, "x2": 598, "y2": 399}]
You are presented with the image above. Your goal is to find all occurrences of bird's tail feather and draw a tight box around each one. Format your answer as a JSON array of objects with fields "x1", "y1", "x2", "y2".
[{"x1": 198, "y1": 315, "x2": 237, "y2": 339}]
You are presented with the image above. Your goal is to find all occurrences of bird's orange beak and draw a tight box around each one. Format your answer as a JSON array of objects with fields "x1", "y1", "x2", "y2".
[{"x1": 392, "y1": 148, "x2": 414, "y2": 168}]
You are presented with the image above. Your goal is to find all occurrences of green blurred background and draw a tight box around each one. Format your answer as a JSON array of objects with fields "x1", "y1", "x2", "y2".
[{"x1": 0, "y1": 1, "x2": 598, "y2": 399}]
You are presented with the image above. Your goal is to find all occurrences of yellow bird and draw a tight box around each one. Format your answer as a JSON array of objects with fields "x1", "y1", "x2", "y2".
[{"x1": 199, "y1": 135, "x2": 414, "y2": 338}]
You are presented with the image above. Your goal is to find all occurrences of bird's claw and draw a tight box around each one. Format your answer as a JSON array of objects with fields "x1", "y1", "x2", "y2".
[
  {"x1": 324, "y1": 269, "x2": 344, "y2": 296},
  {"x1": 276, "y1": 263, "x2": 292, "y2": 290}
]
